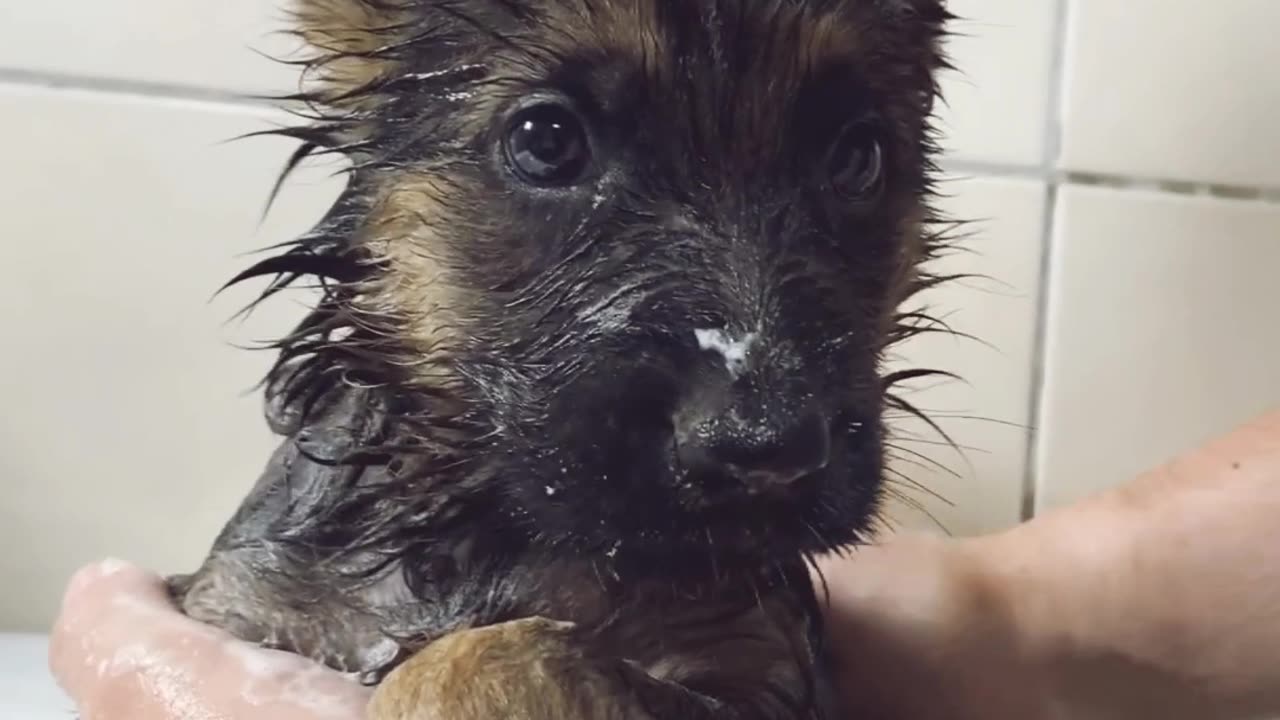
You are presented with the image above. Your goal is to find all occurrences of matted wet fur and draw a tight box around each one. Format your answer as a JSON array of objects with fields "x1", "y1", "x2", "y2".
[{"x1": 170, "y1": 0, "x2": 962, "y2": 717}]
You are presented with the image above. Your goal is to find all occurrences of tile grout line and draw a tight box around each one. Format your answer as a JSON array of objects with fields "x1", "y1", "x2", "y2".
[
  {"x1": 1060, "y1": 170, "x2": 1280, "y2": 204},
  {"x1": 941, "y1": 160, "x2": 1280, "y2": 204},
  {"x1": 0, "y1": 67, "x2": 274, "y2": 110},
  {"x1": 9, "y1": 66, "x2": 1278, "y2": 204},
  {"x1": 1019, "y1": 0, "x2": 1074, "y2": 523}
]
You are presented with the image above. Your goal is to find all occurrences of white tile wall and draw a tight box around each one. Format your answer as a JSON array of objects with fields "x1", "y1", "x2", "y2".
[
  {"x1": 0, "y1": 1, "x2": 298, "y2": 96},
  {"x1": 933, "y1": 0, "x2": 1058, "y2": 166},
  {"x1": 881, "y1": 175, "x2": 1045, "y2": 537},
  {"x1": 2, "y1": 1, "x2": 1277, "y2": 631},
  {"x1": 0, "y1": 85, "x2": 340, "y2": 630},
  {"x1": 1035, "y1": 186, "x2": 1280, "y2": 510},
  {"x1": 1060, "y1": 0, "x2": 1280, "y2": 189}
]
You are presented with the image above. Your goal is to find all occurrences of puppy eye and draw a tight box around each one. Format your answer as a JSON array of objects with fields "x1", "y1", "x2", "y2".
[
  {"x1": 827, "y1": 125, "x2": 884, "y2": 200},
  {"x1": 503, "y1": 103, "x2": 591, "y2": 187}
]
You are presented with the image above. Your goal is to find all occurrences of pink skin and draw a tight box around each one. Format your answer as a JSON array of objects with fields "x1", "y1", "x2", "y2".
[{"x1": 48, "y1": 561, "x2": 371, "y2": 720}]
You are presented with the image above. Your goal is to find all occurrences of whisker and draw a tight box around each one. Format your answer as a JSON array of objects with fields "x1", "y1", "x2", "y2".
[
  {"x1": 885, "y1": 393, "x2": 963, "y2": 459},
  {"x1": 887, "y1": 441, "x2": 971, "y2": 481},
  {"x1": 884, "y1": 433, "x2": 991, "y2": 455},
  {"x1": 884, "y1": 465, "x2": 939, "y2": 500},
  {"x1": 906, "y1": 413, "x2": 1032, "y2": 431},
  {"x1": 882, "y1": 481, "x2": 952, "y2": 535},
  {"x1": 802, "y1": 553, "x2": 832, "y2": 612},
  {"x1": 883, "y1": 455, "x2": 958, "y2": 506}
]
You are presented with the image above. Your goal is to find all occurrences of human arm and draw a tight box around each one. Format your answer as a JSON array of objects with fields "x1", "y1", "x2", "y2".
[
  {"x1": 818, "y1": 409, "x2": 1280, "y2": 720},
  {"x1": 990, "y1": 408, "x2": 1280, "y2": 720}
]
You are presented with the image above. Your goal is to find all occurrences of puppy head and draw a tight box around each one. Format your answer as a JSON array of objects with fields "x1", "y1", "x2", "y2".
[{"x1": 250, "y1": 0, "x2": 953, "y2": 576}]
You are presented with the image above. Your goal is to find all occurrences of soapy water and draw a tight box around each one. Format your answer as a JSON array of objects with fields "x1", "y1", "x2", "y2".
[
  {"x1": 695, "y1": 328, "x2": 759, "y2": 378},
  {"x1": 227, "y1": 641, "x2": 364, "y2": 718},
  {"x1": 102, "y1": 642, "x2": 227, "y2": 720}
]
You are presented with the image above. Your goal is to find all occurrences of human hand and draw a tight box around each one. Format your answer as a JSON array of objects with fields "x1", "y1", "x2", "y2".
[
  {"x1": 813, "y1": 533, "x2": 1046, "y2": 720},
  {"x1": 48, "y1": 559, "x2": 372, "y2": 720}
]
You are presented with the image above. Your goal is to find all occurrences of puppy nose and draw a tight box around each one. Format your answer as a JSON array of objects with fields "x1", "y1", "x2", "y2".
[{"x1": 676, "y1": 406, "x2": 830, "y2": 491}]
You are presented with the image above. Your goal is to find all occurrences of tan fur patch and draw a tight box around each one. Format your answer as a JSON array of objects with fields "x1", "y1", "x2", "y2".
[
  {"x1": 532, "y1": 1, "x2": 860, "y2": 88},
  {"x1": 361, "y1": 174, "x2": 471, "y2": 361},
  {"x1": 411, "y1": 0, "x2": 658, "y2": 90},
  {"x1": 567, "y1": 0, "x2": 667, "y2": 79},
  {"x1": 798, "y1": 9, "x2": 864, "y2": 74},
  {"x1": 292, "y1": 0, "x2": 412, "y2": 105},
  {"x1": 367, "y1": 618, "x2": 632, "y2": 720}
]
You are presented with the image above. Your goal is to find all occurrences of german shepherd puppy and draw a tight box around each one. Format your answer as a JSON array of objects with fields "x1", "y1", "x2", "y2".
[{"x1": 170, "y1": 1, "x2": 956, "y2": 717}]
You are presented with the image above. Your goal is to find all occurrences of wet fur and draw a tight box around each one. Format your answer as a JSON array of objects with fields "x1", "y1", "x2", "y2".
[{"x1": 171, "y1": 0, "x2": 959, "y2": 717}]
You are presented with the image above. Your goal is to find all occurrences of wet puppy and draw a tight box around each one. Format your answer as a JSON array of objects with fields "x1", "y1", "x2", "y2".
[{"x1": 170, "y1": 0, "x2": 956, "y2": 717}]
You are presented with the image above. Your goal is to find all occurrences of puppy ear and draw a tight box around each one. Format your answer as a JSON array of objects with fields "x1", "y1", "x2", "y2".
[{"x1": 288, "y1": 0, "x2": 411, "y2": 104}]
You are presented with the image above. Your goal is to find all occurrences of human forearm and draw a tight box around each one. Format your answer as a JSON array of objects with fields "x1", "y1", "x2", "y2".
[{"x1": 983, "y1": 410, "x2": 1280, "y2": 720}]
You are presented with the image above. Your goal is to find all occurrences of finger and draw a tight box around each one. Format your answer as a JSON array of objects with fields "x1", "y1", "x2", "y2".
[
  {"x1": 50, "y1": 559, "x2": 373, "y2": 720},
  {"x1": 49, "y1": 559, "x2": 176, "y2": 701}
]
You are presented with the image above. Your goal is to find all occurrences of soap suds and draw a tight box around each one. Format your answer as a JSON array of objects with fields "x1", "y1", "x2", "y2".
[
  {"x1": 227, "y1": 640, "x2": 368, "y2": 717},
  {"x1": 104, "y1": 643, "x2": 225, "y2": 720},
  {"x1": 694, "y1": 328, "x2": 759, "y2": 378},
  {"x1": 224, "y1": 640, "x2": 296, "y2": 681},
  {"x1": 404, "y1": 65, "x2": 483, "y2": 82}
]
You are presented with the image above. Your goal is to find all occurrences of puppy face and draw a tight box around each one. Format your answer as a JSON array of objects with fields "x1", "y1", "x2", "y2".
[{"x1": 252, "y1": 0, "x2": 953, "y2": 575}]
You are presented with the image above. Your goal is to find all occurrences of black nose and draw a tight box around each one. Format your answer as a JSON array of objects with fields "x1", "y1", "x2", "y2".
[{"x1": 676, "y1": 404, "x2": 831, "y2": 492}]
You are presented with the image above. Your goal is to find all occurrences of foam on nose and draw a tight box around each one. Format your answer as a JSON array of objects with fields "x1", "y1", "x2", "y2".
[{"x1": 694, "y1": 328, "x2": 759, "y2": 379}]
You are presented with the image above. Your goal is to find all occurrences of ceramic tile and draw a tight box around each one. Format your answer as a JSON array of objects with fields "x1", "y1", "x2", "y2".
[
  {"x1": 1060, "y1": 0, "x2": 1280, "y2": 188},
  {"x1": 0, "y1": 0, "x2": 298, "y2": 96},
  {"x1": 1035, "y1": 185, "x2": 1280, "y2": 511},
  {"x1": 879, "y1": 175, "x2": 1046, "y2": 538},
  {"x1": 933, "y1": 0, "x2": 1057, "y2": 167},
  {"x1": 0, "y1": 85, "x2": 342, "y2": 630}
]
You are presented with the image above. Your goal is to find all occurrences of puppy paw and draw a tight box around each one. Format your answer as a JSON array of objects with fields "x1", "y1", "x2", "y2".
[{"x1": 367, "y1": 617, "x2": 635, "y2": 720}]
